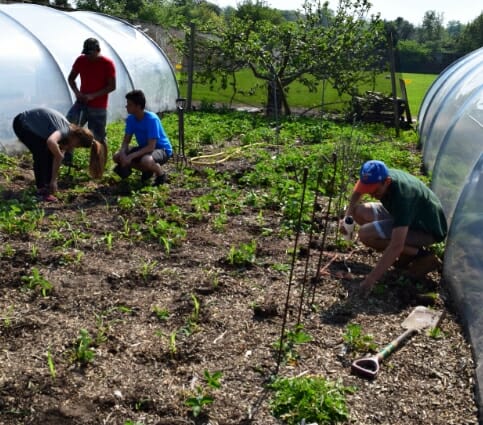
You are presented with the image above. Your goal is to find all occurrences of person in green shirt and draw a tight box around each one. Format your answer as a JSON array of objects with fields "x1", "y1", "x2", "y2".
[{"x1": 342, "y1": 160, "x2": 447, "y2": 295}]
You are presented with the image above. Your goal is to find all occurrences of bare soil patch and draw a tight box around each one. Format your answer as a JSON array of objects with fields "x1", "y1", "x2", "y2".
[{"x1": 0, "y1": 158, "x2": 478, "y2": 425}]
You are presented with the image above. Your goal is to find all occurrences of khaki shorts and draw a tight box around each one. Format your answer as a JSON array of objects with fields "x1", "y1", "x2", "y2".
[{"x1": 365, "y1": 202, "x2": 435, "y2": 247}]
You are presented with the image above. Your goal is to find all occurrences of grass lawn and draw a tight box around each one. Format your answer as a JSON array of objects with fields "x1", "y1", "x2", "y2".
[{"x1": 179, "y1": 70, "x2": 437, "y2": 118}]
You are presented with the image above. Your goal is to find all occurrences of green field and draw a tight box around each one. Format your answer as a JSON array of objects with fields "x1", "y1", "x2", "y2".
[{"x1": 180, "y1": 70, "x2": 437, "y2": 118}]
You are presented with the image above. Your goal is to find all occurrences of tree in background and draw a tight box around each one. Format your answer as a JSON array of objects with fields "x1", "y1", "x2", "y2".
[
  {"x1": 457, "y1": 12, "x2": 483, "y2": 54},
  {"x1": 198, "y1": 0, "x2": 385, "y2": 116}
]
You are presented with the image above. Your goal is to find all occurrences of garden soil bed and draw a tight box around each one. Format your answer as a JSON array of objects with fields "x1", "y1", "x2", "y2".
[{"x1": 0, "y1": 157, "x2": 479, "y2": 425}]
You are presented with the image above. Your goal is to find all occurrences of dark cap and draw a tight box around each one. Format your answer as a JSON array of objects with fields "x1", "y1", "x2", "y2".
[{"x1": 82, "y1": 38, "x2": 100, "y2": 54}]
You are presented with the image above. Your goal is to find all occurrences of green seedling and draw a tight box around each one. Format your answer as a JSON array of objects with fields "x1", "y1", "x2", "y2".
[
  {"x1": 273, "y1": 324, "x2": 313, "y2": 363},
  {"x1": 152, "y1": 306, "x2": 170, "y2": 321},
  {"x1": 203, "y1": 370, "x2": 222, "y2": 390},
  {"x1": 46, "y1": 349, "x2": 56, "y2": 381},
  {"x1": 342, "y1": 323, "x2": 377, "y2": 353},
  {"x1": 2, "y1": 305, "x2": 15, "y2": 327},
  {"x1": 185, "y1": 370, "x2": 223, "y2": 418},
  {"x1": 169, "y1": 330, "x2": 177, "y2": 357},
  {"x1": 29, "y1": 243, "x2": 39, "y2": 261},
  {"x1": 271, "y1": 263, "x2": 290, "y2": 272},
  {"x1": 190, "y1": 293, "x2": 200, "y2": 323},
  {"x1": 212, "y1": 212, "x2": 228, "y2": 232},
  {"x1": 119, "y1": 216, "x2": 131, "y2": 238},
  {"x1": 94, "y1": 313, "x2": 110, "y2": 345},
  {"x1": 59, "y1": 249, "x2": 84, "y2": 266},
  {"x1": 427, "y1": 326, "x2": 445, "y2": 339},
  {"x1": 269, "y1": 376, "x2": 355, "y2": 425},
  {"x1": 145, "y1": 217, "x2": 187, "y2": 255},
  {"x1": 140, "y1": 259, "x2": 158, "y2": 282},
  {"x1": 102, "y1": 232, "x2": 114, "y2": 251},
  {"x1": 72, "y1": 328, "x2": 96, "y2": 365},
  {"x1": 2, "y1": 243, "x2": 15, "y2": 258},
  {"x1": 21, "y1": 268, "x2": 53, "y2": 297},
  {"x1": 227, "y1": 240, "x2": 257, "y2": 266}
]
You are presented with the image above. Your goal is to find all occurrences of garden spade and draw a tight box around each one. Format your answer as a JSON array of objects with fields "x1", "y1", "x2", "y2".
[{"x1": 351, "y1": 306, "x2": 443, "y2": 379}]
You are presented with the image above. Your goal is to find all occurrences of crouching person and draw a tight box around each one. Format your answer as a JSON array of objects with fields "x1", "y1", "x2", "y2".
[
  {"x1": 113, "y1": 90, "x2": 173, "y2": 186},
  {"x1": 341, "y1": 160, "x2": 448, "y2": 296},
  {"x1": 13, "y1": 107, "x2": 105, "y2": 202}
]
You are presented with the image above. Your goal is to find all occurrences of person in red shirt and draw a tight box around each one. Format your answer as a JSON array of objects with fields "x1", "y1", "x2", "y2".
[{"x1": 65, "y1": 38, "x2": 116, "y2": 165}]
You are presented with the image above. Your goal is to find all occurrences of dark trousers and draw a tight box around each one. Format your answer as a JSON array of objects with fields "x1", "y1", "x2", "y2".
[{"x1": 13, "y1": 115, "x2": 53, "y2": 190}]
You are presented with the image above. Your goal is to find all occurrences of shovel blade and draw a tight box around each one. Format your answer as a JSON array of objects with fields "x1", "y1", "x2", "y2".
[{"x1": 401, "y1": 306, "x2": 443, "y2": 331}]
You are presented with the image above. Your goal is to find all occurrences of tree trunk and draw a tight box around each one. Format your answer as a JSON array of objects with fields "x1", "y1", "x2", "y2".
[
  {"x1": 266, "y1": 79, "x2": 291, "y2": 117},
  {"x1": 266, "y1": 81, "x2": 282, "y2": 118}
]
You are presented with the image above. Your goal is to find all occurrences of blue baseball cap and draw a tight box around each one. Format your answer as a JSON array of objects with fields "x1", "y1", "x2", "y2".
[{"x1": 354, "y1": 160, "x2": 389, "y2": 194}]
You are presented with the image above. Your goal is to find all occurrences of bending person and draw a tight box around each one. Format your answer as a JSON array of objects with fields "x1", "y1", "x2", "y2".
[
  {"x1": 113, "y1": 90, "x2": 173, "y2": 186},
  {"x1": 342, "y1": 160, "x2": 447, "y2": 295},
  {"x1": 13, "y1": 107, "x2": 105, "y2": 202}
]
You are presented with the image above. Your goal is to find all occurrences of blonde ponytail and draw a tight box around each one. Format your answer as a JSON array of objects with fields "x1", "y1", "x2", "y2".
[{"x1": 89, "y1": 140, "x2": 107, "y2": 179}]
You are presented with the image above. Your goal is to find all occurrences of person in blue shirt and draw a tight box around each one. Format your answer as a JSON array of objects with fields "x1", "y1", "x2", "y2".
[{"x1": 113, "y1": 89, "x2": 173, "y2": 185}]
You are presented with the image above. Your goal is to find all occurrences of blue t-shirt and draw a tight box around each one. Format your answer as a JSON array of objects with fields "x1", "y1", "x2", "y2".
[{"x1": 125, "y1": 111, "x2": 172, "y2": 156}]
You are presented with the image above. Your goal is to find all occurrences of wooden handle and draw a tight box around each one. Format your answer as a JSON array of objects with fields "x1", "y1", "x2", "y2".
[{"x1": 376, "y1": 328, "x2": 417, "y2": 362}]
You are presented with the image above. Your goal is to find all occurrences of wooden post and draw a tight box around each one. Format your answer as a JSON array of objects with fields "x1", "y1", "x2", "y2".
[
  {"x1": 388, "y1": 32, "x2": 400, "y2": 137},
  {"x1": 399, "y1": 78, "x2": 412, "y2": 124},
  {"x1": 186, "y1": 22, "x2": 195, "y2": 111}
]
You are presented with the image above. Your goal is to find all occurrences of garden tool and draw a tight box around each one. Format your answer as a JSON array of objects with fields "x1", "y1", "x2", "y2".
[{"x1": 351, "y1": 306, "x2": 443, "y2": 379}]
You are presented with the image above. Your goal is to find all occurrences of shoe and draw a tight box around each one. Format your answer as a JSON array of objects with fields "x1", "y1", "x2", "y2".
[
  {"x1": 63, "y1": 152, "x2": 73, "y2": 166},
  {"x1": 42, "y1": 194, "x2": 58, "y2": 202},
  {"x1": 153, "y1": 174, "x2": 167, "y2": 186},
  {"x1": 404, "y1": 251, "x2": 441, "y2": 280},
  {"x1": 393, "y1": 254, "x2": 414, "y2": 269},
  {"x1": 141, "y1": 171, "x2": 153, "y2": 183},
  {"x1": 113, "y1": 165, "x2": 132, "y2": 179}
]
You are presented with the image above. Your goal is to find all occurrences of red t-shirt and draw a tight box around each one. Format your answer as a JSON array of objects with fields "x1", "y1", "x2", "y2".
[{"x1": 72, "y1": 55, "x2": 116, "y2": 109}]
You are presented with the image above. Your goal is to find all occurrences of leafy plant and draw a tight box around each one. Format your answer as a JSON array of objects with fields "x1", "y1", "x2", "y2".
[
  {"x1": 342, "y1": 323, "x2": 377, "y2": 353},
  {"x1": 152, "y1": 306, "x2": 170, "y2": 321},
  {"x1": 21, "y1": 268, "x2": 53, "y2": 297},
  {"x1": 29, "y1": 243, "x2": 39, "y2": 261},
  {"x1": 427, "y1": 326, "x2": 445, "y2": 339},
  {"x1": 185, "y1": 370, "x2": 223, "y2": 418},
  {"x1": 269, "y1": 376, "x2": 355, "y2": 425},
  {"x1": 226, "y1": 240, "x2": 257, "y2": 266},
  {"x1": 139, "y1": 259, "x2": 158, "y2": 282},
  {"x1": 144, "y1": 217, "x2": 186, "y2": 254},
  {"x1": 102, "y1": 232, "x2": 114, "y2": 251},
  {"x1": 273, "y1": 324, "x2": 313, "y2": 363},
  {"x1": 71, "y1": 329, "x2": 96, "y2": 365},
  {"x1": 1, "y1": 305, "x2": 15, "y2": 328}
]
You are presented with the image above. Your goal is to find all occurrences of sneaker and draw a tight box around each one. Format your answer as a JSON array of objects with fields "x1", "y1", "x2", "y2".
[
  {"x1": 404, "y1": 251, "x2": 441, "y2": 280},
  {"x1": 42, "y1": 194, "x2": 58, "y2": 202},
  {"x1": 153, "y1": 174, "x2": 167, "y2": 186},
  {"x1": 113, "y1": 165, "x2": 132, "y2": 179},
  {"x1": 141, "y1": 171, "x2": 153, "y2": 183},
  {"x1": 393, "y1": 254, "x2": 414, "y2": 269},
  {"x1": 63, "y1": 152, "x2": 73, "y2": 166}
]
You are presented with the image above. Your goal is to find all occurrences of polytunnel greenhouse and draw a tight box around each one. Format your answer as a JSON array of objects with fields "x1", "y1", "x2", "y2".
[
  {"x1": 0, "y1": 2, "x2": 178, "y2": 152},
  {"x1": 418, "y1": 47, "x2": 483, "y2": 415}
]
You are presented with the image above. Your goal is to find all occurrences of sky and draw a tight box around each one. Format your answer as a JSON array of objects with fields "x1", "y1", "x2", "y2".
[{"x1": 212, "y1": 0, "x2": 482, "y2": 25}]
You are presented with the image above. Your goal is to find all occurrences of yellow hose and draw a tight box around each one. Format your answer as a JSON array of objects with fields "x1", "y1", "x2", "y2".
[{"x1": 189, "y1": 142, "x2": 278, "y2": 165}]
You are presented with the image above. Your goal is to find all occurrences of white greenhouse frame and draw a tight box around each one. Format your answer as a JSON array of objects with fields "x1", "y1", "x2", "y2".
[{"x1": 0, "y1": 3, "x2": 179, "y2": 152}]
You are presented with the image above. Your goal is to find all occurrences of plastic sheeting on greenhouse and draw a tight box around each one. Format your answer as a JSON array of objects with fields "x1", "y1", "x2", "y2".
[
  {"x1": 418, "y1": 49, "x2": 483, "y2": 418},
  {"x1": 0, "y1": 3, "x2": 178, "y2": 152}
]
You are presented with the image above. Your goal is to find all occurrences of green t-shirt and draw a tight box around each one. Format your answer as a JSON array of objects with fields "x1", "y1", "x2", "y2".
[{"x1": 380, "y1": 169, "x2": 447, "y2": 242}]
